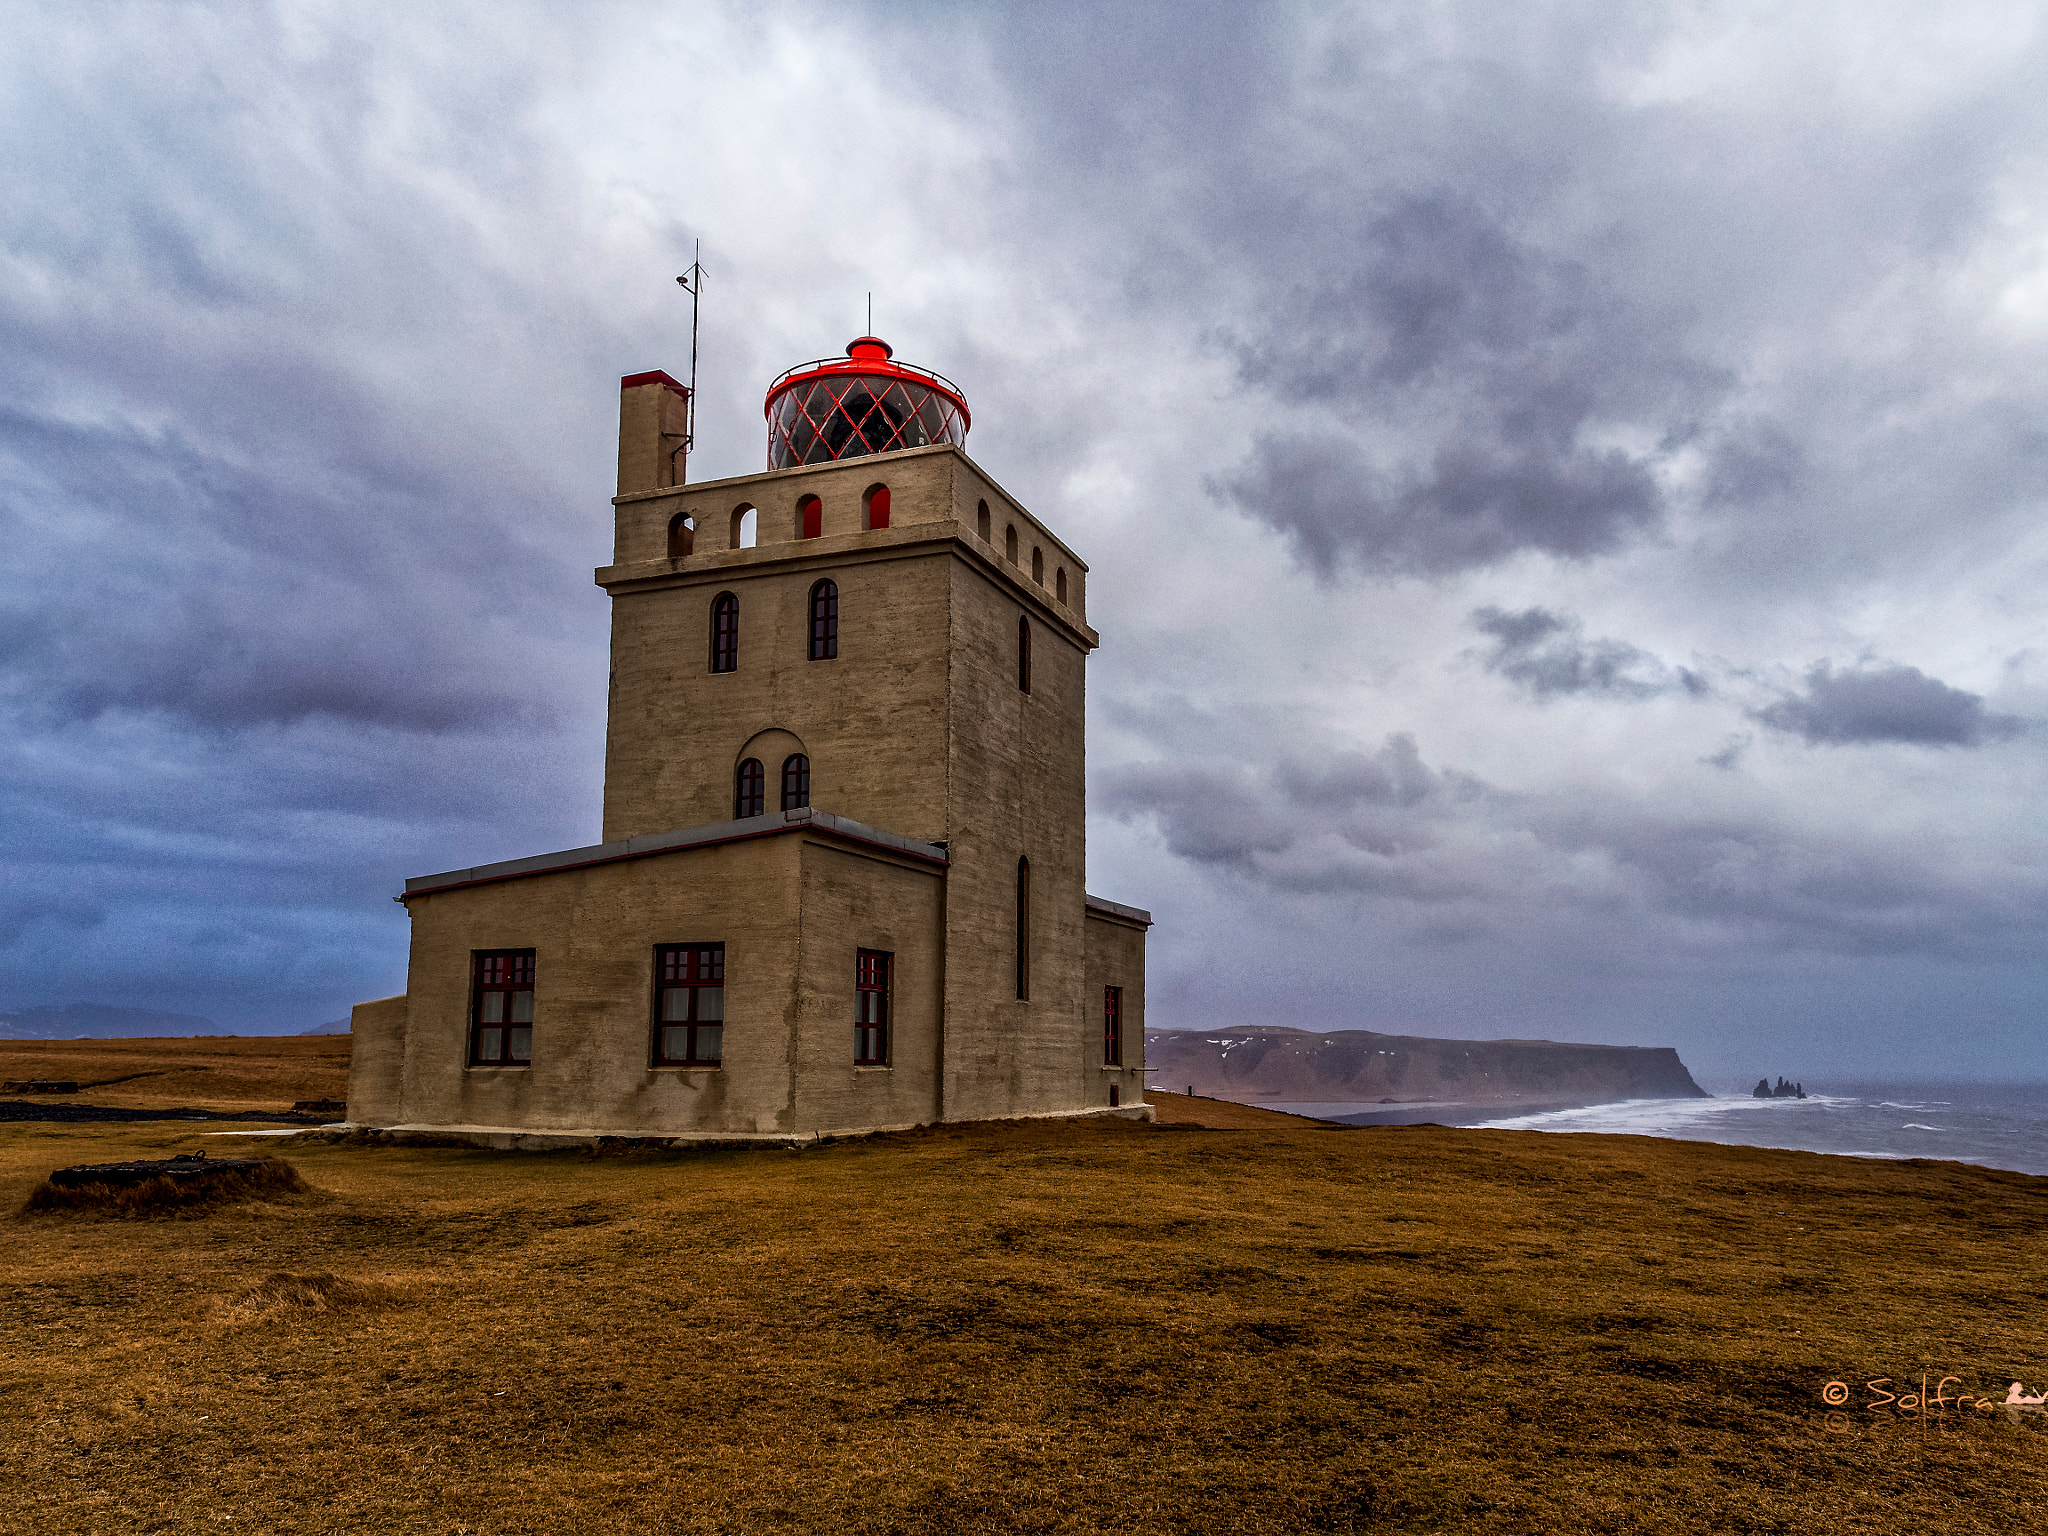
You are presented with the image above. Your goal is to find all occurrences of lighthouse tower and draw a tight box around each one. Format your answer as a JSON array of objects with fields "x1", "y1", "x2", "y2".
[{"x1": 346, "y1": 336, "x2": 1151, "y2": 1142}]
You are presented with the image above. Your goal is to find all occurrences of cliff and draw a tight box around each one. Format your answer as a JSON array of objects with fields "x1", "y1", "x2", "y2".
[{"x1": 1145, "y1": 1026, "x2": 1709, "y2": 1120}]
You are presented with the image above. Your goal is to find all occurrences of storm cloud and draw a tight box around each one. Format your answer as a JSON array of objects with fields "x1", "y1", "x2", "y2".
[
  {"x1": 1468, "y1": 606, "x2": 1706, "y2": 701},
  {"x1": 1752, "y1": 662, "x2": 2026, "y2": 748},
  {"x1": 2, "y1": 2, "x2": 2045, "y2": 1078}
]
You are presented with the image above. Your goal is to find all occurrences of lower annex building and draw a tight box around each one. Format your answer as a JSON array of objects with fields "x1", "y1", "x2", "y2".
[{"x1": 346, "y1": 334, "x2": 1152, "y2": 1142}]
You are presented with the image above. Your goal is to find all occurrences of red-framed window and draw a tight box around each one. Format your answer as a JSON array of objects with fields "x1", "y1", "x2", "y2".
[
  {"x1": 472, "y1": 950, "x2": 535, "y2": 1065},
  {"x1": 855, "y1": 950, "x2": 889, "y2": 1065},
  {"x1": 710, "y1": 592, "x2": 739, "y2": 673},
  {"x1": 809, "y1": 579, "x2": 838, "y2": 660},
  {"x1": 1103, "y1": 986, "x2": 1123, "y2": 1066},
  {"x1": 865, "y1": 485, "x2": 891, "y2": 530},
  {"x1": 798, "y1": 495, "x2": 823, "y2": 540},
  {"x1": 1018, "y1": 615, "x2": 1031, "y2": 694},
  {"x1": 654, "y1": 945, "x2": 724, "y2": 1066},
  {"x1": 735, "y1": 758, "x2": 765, "y2": 819},
  {"x1": 780, "y1": 753, "x2": 810, "y2": 811}
]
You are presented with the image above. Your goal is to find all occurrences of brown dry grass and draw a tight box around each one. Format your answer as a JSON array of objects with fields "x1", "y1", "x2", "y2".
[
  {"x1": 0, "y1": 1034, "x2": 349, "y2": 1112},
  {"x1": 19, "y1": 1155, "x2": 312, "y2": 1218},
  {"x1": 0, "y1": 1046, "x2": 2043, "y2": 1533}
]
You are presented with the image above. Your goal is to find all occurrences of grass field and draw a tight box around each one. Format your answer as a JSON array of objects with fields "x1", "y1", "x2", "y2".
[{"x1": 2, "y1": 1038, "x2": 2044, "y2": 1533}]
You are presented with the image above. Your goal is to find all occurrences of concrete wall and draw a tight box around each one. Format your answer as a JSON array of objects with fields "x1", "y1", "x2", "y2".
[
  {"x1": 378, "y1": 831, "x2": 944, "y2": 1136},
  {"x1": 346, "y1": 993, "x2": 409, "y2": 1125},
  {"x1": 937, "y1": 535, "x2": 1091, "y2": 1122},
  {"x1": 1084, "y1": 911, "x2": 1149, "y2": 1109}
]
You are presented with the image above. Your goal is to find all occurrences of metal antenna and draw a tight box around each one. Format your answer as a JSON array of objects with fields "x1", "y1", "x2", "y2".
[
  {"x1": 867, "y1": 291, "x2": 872, "y2": 334},
  {"x1": 674, "y1": 240, "x2": 705, "y2": 461}
]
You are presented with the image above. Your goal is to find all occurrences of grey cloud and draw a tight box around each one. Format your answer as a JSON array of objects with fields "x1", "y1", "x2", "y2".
[
  {"x1": 1104, "y1": 733, "x2": 2039, "y2": 960},
  {"x1": 1468, "y1": 605, "x2": 1707, "y2": 701},
  {"x1": 1215, "y1": 194, "x2": 1721, "y2": 576},
  {"x1": 1751, "y1": 662, "x2": 2025, "y2": 748}
]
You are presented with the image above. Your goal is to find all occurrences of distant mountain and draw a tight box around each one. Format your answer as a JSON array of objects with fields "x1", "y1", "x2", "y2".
[
  {"x1": 0, "y1": 1003, "x2": 220, "y2": 1040},
  {"x1": 1146, "y1": 1026, "x2": 1709, "y2": 1114},
  {"x1": 299, "y1": 1020, "x2": 351, "y2": 1035}
]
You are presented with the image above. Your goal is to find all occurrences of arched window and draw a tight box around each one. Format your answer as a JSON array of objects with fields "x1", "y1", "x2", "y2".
[
  {"x1": 780, "y1": 753, "x2": 810, "y2": 810},
  {"x1": 730, "y1": 504, "x2": 755, "y2": 550},
  {"x1": 1004, "y1": 524, "x2": 1018, "y2": 563},
  {"x1": 1032, "y1": 546, "x2": 1043, "y2": 585},
  {"x1": 798, "y1": 495, "x2": 823, "y2": 540},
  {"x1": 976, "y1": 499, "x2": 991, "y2": 541},
  {"x1": 864, "y1": 484, "x2": 891, "y2": 531},
  {"x1": 1055, "y1": 566, "x2": 1067, "y2": 605},
  {"x1": 710, "y1": 593, "x2": 739, "y2": 673},
  {"x1": 668, "y1": 512, "x2": 694, "y2": 559},
  {"x1": 809, "y1": 579, "x2": 838, "y2": 660},
  {"x1": 1015, "y1": 856, "x2": 1031, "y2": 1001},
  {"x1": 734, "y1": 758, "x2": 765, "y2": 819},
  {"x1": 1017, "y1": 615, "x2": 1031, "y2": 694}
]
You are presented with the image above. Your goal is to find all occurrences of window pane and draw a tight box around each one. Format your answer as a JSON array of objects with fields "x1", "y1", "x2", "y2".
[
  {"x1": 509, "y1": 990, "x2": 534, "y2": 1024},
  {"x1": 508, "y1": 1027, "x2": 532, "y2": 1061},
  {"x1": 481, "y1": 992, "x2": 505, "y2": 1024},
  {"x1": 478, "y1": 1030, "x2": 503, "y2": 1062},
  {"x1": 694, "y1": 1025, "x2": 723, "y2": 1062},
  {"x1": 696, "y1": 988, "x2": 723, "y2": 1021},
  {"x1": 662, "y1": 989, "x2": 690, "y2": 1022},
  {"x1": 662, "y1": 1025, "x2": 690, "y2": 1060}
]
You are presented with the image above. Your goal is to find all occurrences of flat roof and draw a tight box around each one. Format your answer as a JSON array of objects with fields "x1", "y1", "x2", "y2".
[
  {"x1": 403, "y1": 808, "x2": 947, "y2": 899},
  {"x1": 1084, "y1": 894, "x2": 1154, "y2": 928}
]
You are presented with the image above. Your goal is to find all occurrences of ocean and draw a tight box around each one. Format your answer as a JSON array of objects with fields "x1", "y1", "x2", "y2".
[{"x1": 1465, "y1": 1082, "x2": 2048, "y2": 1178}]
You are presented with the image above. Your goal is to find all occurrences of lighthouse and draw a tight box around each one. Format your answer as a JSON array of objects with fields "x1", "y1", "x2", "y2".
[{"x1": 346, "y1": 334, "x2": 1151, "y2": 1143}]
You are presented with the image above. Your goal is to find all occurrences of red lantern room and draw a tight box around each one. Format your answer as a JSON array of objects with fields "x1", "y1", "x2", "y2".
[{"x1": 763, "y1": 336, "x2": 970, "y2": 470}]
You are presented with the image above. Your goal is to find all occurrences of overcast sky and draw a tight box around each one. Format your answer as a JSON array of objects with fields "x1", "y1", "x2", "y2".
[{"x1": 3, "y1": 1, "x2": 2043, "y2": 1081}]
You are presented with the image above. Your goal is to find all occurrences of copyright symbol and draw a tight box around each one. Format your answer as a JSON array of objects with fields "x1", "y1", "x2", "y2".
[{"x1": 1821, "y1": 1381, "x2": 1850, "y2": 1406}]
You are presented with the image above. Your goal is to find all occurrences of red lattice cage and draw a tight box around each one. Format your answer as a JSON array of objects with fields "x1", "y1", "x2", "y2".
[{"x1": 765, "y1": 336, "x2": 970, "y2": 470}]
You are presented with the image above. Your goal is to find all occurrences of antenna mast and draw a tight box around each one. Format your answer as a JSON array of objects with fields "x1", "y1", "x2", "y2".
[{"x1": 675, "y1": 241, "x2": 705, "y2": 462}]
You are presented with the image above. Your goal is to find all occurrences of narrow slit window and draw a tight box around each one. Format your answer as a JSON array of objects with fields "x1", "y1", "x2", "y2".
[
  {"x1": 654, "y1": 945, "x2": 724, "y2": 1067},
  {"x1": 472, "y1": 950, "x2": 535, "y2": 1066},
  {"x1": 798, "y1": 495, "x2": 823, "y2": 540},
  {"x1": 865, "y1": 485, "x2": 891, "y2": 531},
  {"x1": 1014, "y1": 857, "x2": 1031, "y2": 1001},
  {"x1": 1005, "y1": 524, "x2": 1018, "y2": 563},
  {"x1": 711, "y1": 592, "x2": 739, "y2": 673},
  {"x1": 855, "y1": 950, "x2": 890, "y2": 1065},
  {"x1": 1055, "y1": 566, "x2": 1067, "y2": 605},
  {"x1": 976, "y1": 499, "x2": 991, "y2": 541},
  {"x1": 668, "y1": 512, "x2": 694, "y2": 559},
  {"x1": 734, "y1": 757, "x2": 765, "y2": 819},
  {"x1": 781, "y1": 753, "x2": 810, "y2": 810},
  {"x1": 809, "y1": 579, "x2": 838, "y2": 660},
  {"x1": 1104, "y1": 985, "x2": 1123, "y2": 1066},
  {"x1": 1017, "y1": 616, "x2": 1031, "y2": 694},
  {"x1": 1032, "y1": 546, "x2": 1043, "y2": 585}
]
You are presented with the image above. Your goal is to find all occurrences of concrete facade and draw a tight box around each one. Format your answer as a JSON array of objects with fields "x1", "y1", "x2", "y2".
[{"x1": 348, "y1": 369, "x2": 1149, "y2": 1142}]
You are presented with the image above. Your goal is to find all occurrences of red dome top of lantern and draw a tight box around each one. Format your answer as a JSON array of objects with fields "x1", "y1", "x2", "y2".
[{"x1": 763, "y1": 336, "x2": 971, "y2": 470}]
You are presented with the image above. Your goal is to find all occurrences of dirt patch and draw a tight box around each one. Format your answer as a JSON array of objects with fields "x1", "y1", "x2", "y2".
[{"x1": 18, "y1": 1154, "x2": 312, "y2": 1218}]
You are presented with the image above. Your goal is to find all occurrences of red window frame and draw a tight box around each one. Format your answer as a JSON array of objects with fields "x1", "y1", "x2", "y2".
[
  {"x1": 809, "y1": 579, "x2": 838, "y2": 660},
  {"x1": 710, "y1": 592, "x2": 739, "y2": 673},
  {"x1": 653, "y1": 945, "x2": 724, "y2": 1067},
  {"x1": 799, "y1": 495, "x2": 823, "y2": 540},
  {"x1": 866, "y1": 485, "x2": 891, "y2": 530},
  {"x1": 780, "y1": 753, "x2": 810, "y2": 811},
  {"x1": 1103, "y1": 985, "x2": 1123, "y2": 1066},
  {"x1": 855, "y1": 950, "x2": 889, "y2": 1065},
  {"x1": 735, "y1": 758, "x2": 765, "y2": 819},
  {"x1": 472, "y1": 950, "x2": 535, "y2": 1066}
]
